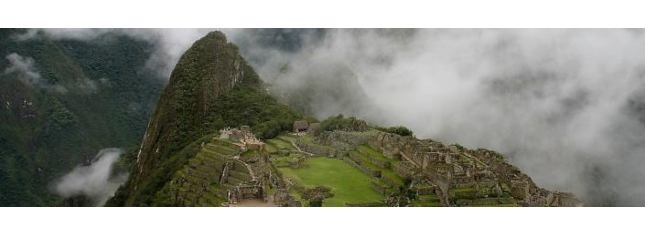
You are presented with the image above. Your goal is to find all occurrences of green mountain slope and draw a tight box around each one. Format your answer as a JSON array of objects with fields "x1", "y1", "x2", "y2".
[
  {"x1": 0, "y1": 29, "x2": 163, "y2": 206},
  {"x1": 108, "y1": 31, "x2": 303, "y2": 206},
  {"x1": 108, "y1": 31, "x2": 581, "y2": 207}
]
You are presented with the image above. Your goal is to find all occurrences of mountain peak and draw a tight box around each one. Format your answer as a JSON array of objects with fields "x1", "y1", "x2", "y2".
[{"x1": 119, "y1": 31, "x2": 263, "y2": 205}]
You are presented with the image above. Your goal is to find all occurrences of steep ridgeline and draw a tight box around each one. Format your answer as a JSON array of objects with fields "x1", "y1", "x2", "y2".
[
  {"x1": 109, "y1": 31, "x2": 302, "y2": 206},
  {"x1": 0, "y1": 29, "x2": 162, "y2": 206},
  {"x1": 108, "y1": 31, "x2": 581, "y2": 207}
]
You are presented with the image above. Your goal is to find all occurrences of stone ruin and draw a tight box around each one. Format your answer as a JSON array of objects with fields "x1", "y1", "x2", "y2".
[
  {"x1": 220, "y1": 126, "x2": 265, "y2": 151},
  {"x1": 296, "y1": 128, "x2": 583, "y2": 207},
  {"x1": 292, "y1": 120, "x2": 322, "y2": 136},
  {"x1": 169, "y1": 122, "x2": 582, "y2": 207},
  {"x1": 228, "y1": 185, "x2": 264, "y2": 204}
]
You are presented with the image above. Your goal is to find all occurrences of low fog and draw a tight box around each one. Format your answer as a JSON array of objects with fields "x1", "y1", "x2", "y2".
[
  {"x1": 240, "y1": 29, "x2": 645, "y2": 206},
  {"x1": 3, "y1": 52, "x2": 67, "y2": 93},
  {"x1": 26, "y1": 29, "x2": 645, "y2": 206},
  {"x1": 53, "y1": 148, "x2": 127, "y2": 206}
]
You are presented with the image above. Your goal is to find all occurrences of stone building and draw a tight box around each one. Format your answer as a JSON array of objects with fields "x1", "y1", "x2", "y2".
[{"x1": 308, "y1": 123, "x2": 322, "y2": 134}]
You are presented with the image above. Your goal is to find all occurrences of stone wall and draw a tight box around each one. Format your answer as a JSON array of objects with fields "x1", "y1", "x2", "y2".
[
  {"x1": 295, "y1": 142, "x2": 329, "y2": 156},
  {"x1": 272, "y1": 189, "x2": 302, "y2": 207},
  {"x1": 228, "y1": 185, "x2": 263, "y2": 204},
  {"x1": 343, "y1": 157, "x2": 381, "y2": 177}
]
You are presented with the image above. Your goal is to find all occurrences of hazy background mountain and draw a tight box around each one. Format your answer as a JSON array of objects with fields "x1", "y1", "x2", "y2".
[
  {"x1": 4, "y1": 29, "x2": 645, "y2": 206},
  {"x1": 0, "y1": 29, "x2": 163, "y2": 206}
]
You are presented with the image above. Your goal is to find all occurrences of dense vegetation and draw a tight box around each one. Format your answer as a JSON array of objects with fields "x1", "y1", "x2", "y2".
[
  {"x1": 321, "y1": 114, "x2": 368, "y2": 131},
  {"x1": 111, "y1": 32, "x2": 304, "y2": 206},
  {"x1": 321, "y1": 114, "x2": 414, "y2": 137},
  {"x1": 375, "y1": 125, "x2": 414, "y2": 137},
  {"x1": 0, "y1": 29, "x2": 163, "y2": 206}
]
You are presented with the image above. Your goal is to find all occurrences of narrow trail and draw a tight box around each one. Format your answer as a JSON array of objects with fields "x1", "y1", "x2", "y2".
[
  {"x1": 399, "y1": 152, "x2": 420, "y2": 167},
  {"x1": 291, "y1": 141, "x2": 314, "y2": 156}
]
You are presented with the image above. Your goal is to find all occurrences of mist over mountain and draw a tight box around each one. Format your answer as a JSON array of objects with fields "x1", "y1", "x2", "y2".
[
  {"x1": 231, "y1": 29, "x2": 645, "y2": 206},
  {"x1": 4, "y1": 29, "x2": 645, "y2": 206},
  {"x1": 0, "y1": 29, "x2": 163, "y2": 206}
]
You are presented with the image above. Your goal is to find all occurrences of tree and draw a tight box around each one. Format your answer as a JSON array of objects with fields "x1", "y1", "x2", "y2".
[
  {"x1": 321, "y1": 114, "x2": 367, "y2": 132},
  {"x1": 302, "y1": 186, "x2": 334, "y2": 207},
  {"x1": 375, "y1": 125, "x2": 414, "y2": 137}
]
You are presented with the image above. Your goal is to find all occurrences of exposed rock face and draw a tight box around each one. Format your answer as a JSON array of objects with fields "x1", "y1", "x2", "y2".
[{"x1": 123, "y1": 31, "x2": 262, "y2": 205}]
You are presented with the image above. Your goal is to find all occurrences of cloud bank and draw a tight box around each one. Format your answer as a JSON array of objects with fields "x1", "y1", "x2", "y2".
[
  {"x1": 53, "y1": 148, "x2": 128, "y2": 206},
  {"x1": 235, "y1": 29, "x2": 645, "y2": 206},
  {"x1": 17, "y1": 29, "x2": 214, "y2": 78},
  {"x1": 28, "y1": 29, "x2": 645, "y2": 206},
  {"x1": 3, "y1": 53, "x2": 67, "y2": 93}
]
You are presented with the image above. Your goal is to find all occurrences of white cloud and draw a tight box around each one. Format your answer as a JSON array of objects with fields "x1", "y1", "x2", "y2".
[
  {"x1": 235, "y1": 29, "x2": 645, "y2": 205},
  {"x1": 4, "y1": 53, "x2": 44, "y2": 86},
  {"x1": 53, "y1": 148, "x2": 128, "y2": 206},
  {"x1": 27, "y1": 29, "x2": 645, "y2": 205},
  {"x1": 3, "y1": 52, "x2": 68, "y2": 93}
]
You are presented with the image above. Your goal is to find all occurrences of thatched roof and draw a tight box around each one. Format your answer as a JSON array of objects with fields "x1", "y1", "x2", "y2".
[{"x1": 293, "y1": 120, "x2": 309, "y2": 131}]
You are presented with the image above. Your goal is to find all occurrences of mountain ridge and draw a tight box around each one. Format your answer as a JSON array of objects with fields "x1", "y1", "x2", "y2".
[
  {"x1": 109, "y1": 31, "x2": 582, "y2": 207},
  {"x1": 0, "y1": 29, "x2": 163, "y2": 206},
  {"x1": 112, "y1": 31, "x2": 303, "y2": 206}
]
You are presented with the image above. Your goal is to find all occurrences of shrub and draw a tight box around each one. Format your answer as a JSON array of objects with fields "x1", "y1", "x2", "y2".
[
  {"x1": 321, "y1": 114, "x2": 367, "y2": 132},
  {"x1": 376, "y1": 126, "x2": 414, "y2": 137}
]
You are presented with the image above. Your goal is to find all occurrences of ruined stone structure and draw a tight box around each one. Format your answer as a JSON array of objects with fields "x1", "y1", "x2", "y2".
[
  {"x1": 228, "y1": 185, "x2": 263, "y2": 204},
  {"x1": 291, "y1": 128, "x2": 582, "y2": 207},
  {"x1": 164, "y1": 123, "x2": 581, "y2": 207},
  {"x1": 308, "y1": 123, "x2": 322, "y2": 134},
  {"x1": 220, "y1": 126, "x2": 265, "y2": 151}
]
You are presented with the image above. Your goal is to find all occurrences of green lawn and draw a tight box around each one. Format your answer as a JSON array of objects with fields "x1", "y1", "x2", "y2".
[
  {"x1": 278, "y1": 157, "x2": 385, "y2": 207},
  {"x1": 267, "y1": 139, "x2": 296, "y2": 151}
]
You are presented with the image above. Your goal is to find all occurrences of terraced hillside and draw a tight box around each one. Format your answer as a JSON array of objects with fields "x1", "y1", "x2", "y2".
[
  {"x1": 108, "y1": 31, "x2": 302, "y2": 206},
  {"x1": 108, "y1": 31, "x2": 581, "y2": 207},
  {"x1": 163, "y1": 138, "x2": 247, "y2": 206},
  {"x1": 268, "y1": 135, "x2": 386, "y2": 206}
]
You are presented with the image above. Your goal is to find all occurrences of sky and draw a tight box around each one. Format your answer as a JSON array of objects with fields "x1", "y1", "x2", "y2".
[{"x1": 22, "y1": 28, "x2": 645, "y2": 206}]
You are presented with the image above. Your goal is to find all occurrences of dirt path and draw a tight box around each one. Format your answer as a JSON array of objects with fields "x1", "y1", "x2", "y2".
[{"x1": 291, "y1": 141, "x2": 314, "y2": 156}]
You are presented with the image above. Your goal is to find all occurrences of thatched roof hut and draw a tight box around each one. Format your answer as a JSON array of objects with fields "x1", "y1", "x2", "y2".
[{"x1": 293, "y1": 120, "x2": 309, "y2": 132}]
